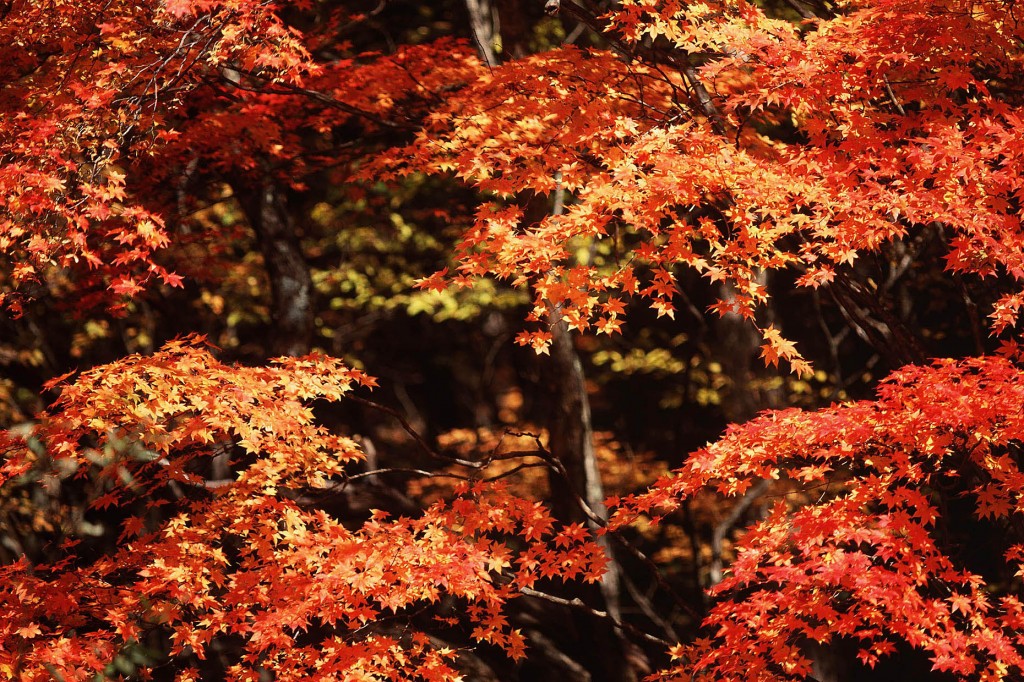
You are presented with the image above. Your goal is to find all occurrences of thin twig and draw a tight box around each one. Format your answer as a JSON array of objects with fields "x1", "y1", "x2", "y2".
[
  {"x1": 709, "y1": 479, "x2": 771, "y2": 585},
  {"x1": 505, "y1": 430, "x2": 704, "y2": 623},
  {"x1": 520, "y1": 587, "x2": 674, "y2": 649},
  {"x1": 344, "y1": 394, "x2": 482, "y2": 468},
  {"x1": 225, "y1": 69, "x2": 415, "y2": 130},
  {"x1": 620, "y1": 570, "x2": 681, "y2": 642},
  {"x1": 345, "y1": 467, "x2": 471, "y2": 484}
]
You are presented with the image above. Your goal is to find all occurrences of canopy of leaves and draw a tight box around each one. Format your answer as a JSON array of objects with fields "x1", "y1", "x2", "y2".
[
  {"x1": 0, "y1": 338, "x2": 605, "y2": 680},
  {"x1": 612, "y1": 352, "x2": 1024, "y2": 678},
  {"x1": 1, "y1": 0, "x2": 1024, "y2": 680}
]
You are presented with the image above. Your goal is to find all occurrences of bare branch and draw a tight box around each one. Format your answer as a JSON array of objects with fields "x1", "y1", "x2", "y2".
[
  {"x1": 344, "y1": 394, "x2": 482, "y2": 468},
  {"x1": 520, "y1": 587, "x2": 675, "y2": 649}
]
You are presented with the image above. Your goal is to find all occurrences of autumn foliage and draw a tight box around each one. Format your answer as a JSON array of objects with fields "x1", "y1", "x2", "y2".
[
  {"x1": 609, "y1": 352, "x2": 1024, "y2": 678},
  {"x1": 1, "y1": 338, "x2": 605, "y2": 679},
  {"x1": 2, "y1": 0, "x2": 1024, "y2": 679}
]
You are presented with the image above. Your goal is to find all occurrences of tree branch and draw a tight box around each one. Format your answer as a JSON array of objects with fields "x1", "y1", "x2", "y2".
[{"x1": 520, "y1": 586, "x2": 674, "y2": 649}]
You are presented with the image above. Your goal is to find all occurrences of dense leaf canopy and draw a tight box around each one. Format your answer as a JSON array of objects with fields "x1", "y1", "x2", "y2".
[{"x1": 1, "y1": 0, "x2": 1023, "y2": 680}]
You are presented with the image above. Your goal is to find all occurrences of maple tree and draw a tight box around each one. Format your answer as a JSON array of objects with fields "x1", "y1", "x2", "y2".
[
  {"x1": 610, "y1": 352, "x2": 1024, "y2": 679},
  {"x1": 2, "y1": 0, "x2": 1024, "y2": 679},
  {"x1": 0, "y1": 338, "x2": 606, "y2": 679}
]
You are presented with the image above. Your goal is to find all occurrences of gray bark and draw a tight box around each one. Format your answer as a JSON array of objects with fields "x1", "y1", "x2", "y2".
[
  {"x1": 542, "y1": 170, "x2": 635, "y2": 681},
  {"x1": 465, "y1": 0, "x2": 499, "y2": 67},
  {"x1": 544, "y1": 322, "x2": 636, "y2": 682}
]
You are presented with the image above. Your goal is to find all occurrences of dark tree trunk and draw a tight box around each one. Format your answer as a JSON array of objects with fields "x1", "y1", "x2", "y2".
[
  {"x1": 234, "y1": 177, "x2": 314, "y2": 357},
  {"x1": 712, "y1": 276, "x2": 781, "y2": 424},
  {"x1": 546, "y1": 319, "x2": 605, "y2": 526},
  {"x1": 544, "y1": 320, "x2": 637, "y2": 682},
  {"x1": 711, "y1": 275, "x2": 850, "y2": 681},
  {"x1": 493, "y1": 0, "x2": 528, "y2": 58}
]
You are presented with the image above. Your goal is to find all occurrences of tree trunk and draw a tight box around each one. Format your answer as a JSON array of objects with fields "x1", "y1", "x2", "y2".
[
  {"x1": 712, "y1": 275, "x2": 780, "y2": 424},
  {"x1": 711, "y1": 275, "x2": 848, "y2": 681},
  {"x1": 544, "y1": 321, "x2": 637, "y2": 682},
  {"x1": 465, "y1": 0, "x2": 529, "y2": 65},
  {"x1": 465, "y1": 0, "x2": 499, "y2": 67},
  {"x1": 546, "y1": 320, "x2": 605, "y2": 528},
  {"x1": 234, "y1": 177, "x2": 314, "y2": 357}
]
